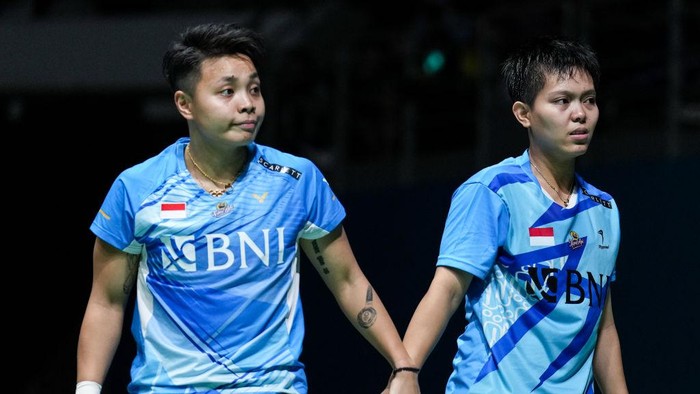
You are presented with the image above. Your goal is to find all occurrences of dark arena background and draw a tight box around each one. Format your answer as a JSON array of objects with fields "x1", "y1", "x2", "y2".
[{"x1": 5, "y1": 1, "x2": 698, "y2": 393}]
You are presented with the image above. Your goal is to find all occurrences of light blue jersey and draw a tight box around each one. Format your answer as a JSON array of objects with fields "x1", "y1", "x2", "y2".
[
  {"x1": 437, "y1": 150, "x2": 620, "y2": 394},
  {"x1": 91, "y1": 137, "x2": 345, "y2": 393}
]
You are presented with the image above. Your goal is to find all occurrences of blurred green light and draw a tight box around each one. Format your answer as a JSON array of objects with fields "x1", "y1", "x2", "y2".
[{"x1": 423, "y1": 49, "x2": 445, "y2": 75}]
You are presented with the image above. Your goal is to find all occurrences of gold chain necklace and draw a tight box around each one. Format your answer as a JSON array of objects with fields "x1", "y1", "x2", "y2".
[
  {"x1": 186, "y1": 144, "x2": 245, "y2": 197},
  {"x1": 530, "y1": 160, "x2": 574, "y2": 206}
]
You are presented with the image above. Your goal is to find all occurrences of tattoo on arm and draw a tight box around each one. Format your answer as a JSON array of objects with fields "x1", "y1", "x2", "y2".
[
  {"x1": 311, "y1": 240, "x2": 330, "y2": 274},
  {"x1": 123, "y1": 254, "x2": 139, "y2": 295},
  {"x1": 357, "y1": 286, "x2": 377, "y2": 328}
]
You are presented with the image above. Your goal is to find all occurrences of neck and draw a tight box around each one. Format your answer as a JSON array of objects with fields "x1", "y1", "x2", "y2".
[
  {"x1": 187, "y1": 143, "x2": 248, "y2": 180},
  {"x1": 185, "y1": 143, "x2": 248, "y2": 196},
  {"x1": 529, "y1": 156, "x2": 575, "y2": 206},
  {"x1": 528, "y1": 149, "x2": 575, "y2": 182}
]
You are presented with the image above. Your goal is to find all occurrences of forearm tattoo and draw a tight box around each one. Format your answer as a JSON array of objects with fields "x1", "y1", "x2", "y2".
[
  {"x1": 123, "y1": 254, "x2": 139, "y2": 295},
  {"x1": 357, "y1": 286, "x2": 377, "y2": 328},
  {"x1": 311, "y1": 240, "x2": 329, "y2": 274}
]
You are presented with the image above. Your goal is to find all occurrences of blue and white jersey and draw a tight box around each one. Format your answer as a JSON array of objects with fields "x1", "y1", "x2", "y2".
[
  {"x1": 91, "y1": 137, "x2": 345, "y2": 393},
  {"x1": 437, "y1": 150, "x2": 620, "y2": 394}
]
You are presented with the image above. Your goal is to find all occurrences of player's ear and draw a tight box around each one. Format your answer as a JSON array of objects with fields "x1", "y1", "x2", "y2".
[
  {"x1": 174, "y1": 90, "x2": 194, "y2": 120},
  {"x1": 512, "y1": 101, "x2": 531, "y2": 129}
]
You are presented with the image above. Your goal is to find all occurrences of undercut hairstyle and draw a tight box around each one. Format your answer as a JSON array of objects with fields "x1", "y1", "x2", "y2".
[
  {"x1": 162, "y1": 22, "x2": 266, "y2": 94},
  {"x1": 500, "y1": 36, "x2": 600, "y2": 106}
]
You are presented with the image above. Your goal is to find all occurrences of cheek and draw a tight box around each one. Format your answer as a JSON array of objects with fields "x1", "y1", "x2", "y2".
[
  {"x1": 256, "y1": 99, "x2": 266, "y2": 114},
  {"x1": 203, "y1": 101, "x2": 234, "y2": 119},
  {"x1": 588, "y1": 109, "x2": 600, "y2": 127},
  {"x1": 531, "y1": 111, "x2": 560, "y2": 131}
]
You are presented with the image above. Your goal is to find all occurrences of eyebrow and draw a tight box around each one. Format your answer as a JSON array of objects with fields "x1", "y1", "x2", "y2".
[
  {"x1": 219, "y1": 72, "x2": 259, "y2": 84},
  {"x1": 548, "y1": 88, "x2": 596, "y2": 96}
]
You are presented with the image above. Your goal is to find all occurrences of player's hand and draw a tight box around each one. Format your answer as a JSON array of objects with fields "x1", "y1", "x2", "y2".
[{"x1": 384, "y1": 370, "x2": 420, "y2": 394}]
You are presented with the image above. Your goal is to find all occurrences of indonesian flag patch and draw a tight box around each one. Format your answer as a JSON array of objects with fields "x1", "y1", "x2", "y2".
[
  {"x1": 529, "y1": 227, "x2": 555, "y2": 246},
  {"x1": 160, "y1": 202, "x2": 187, "y2": 219}
]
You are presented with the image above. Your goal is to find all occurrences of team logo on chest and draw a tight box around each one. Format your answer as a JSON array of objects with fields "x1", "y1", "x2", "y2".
[
  {"x1": 568, "y1": 231, "x2": 584, "y2": 249},
  {"x1": 212, "y1": 201, "x2": 233, "y2": 218}
]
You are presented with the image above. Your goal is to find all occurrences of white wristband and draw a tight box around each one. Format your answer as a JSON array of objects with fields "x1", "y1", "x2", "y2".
[{"x1": 76, "y1": 381, "x2": 102, "y2": 394}]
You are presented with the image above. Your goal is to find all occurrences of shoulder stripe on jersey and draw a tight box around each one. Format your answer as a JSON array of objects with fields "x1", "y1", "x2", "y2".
[{"x1": 256, "y1": 156, "x2": 302, "y2": 180}]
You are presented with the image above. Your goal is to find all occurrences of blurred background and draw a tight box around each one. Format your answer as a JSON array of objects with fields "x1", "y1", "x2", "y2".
[{"x1": 4, "y1": 0, "x2": 698, "y2": 393}]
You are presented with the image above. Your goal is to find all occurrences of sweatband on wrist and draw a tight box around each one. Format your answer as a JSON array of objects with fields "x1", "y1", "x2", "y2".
[
  {"x1": 392, "y1": 367, "x2": 420, "y2": 375},
  {"x1": 76, "y1": 381, "x2": 102, "y2": 394}
]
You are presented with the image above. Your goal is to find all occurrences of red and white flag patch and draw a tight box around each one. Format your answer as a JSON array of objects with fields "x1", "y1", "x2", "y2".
[
  {"x1": 160, "y1": 202, "x2": 187, "y2": 219},
  {"x1": 529, "y1": 227, "x2": 554, "y2": 246}
]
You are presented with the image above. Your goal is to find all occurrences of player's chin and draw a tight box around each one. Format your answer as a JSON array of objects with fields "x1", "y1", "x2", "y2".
[
  {"x1": 226, "y1": 129, "x2": 257, "y2": 143},
  {"x1": 569, "y1": 144, "x2": 590, "y2": 158}
]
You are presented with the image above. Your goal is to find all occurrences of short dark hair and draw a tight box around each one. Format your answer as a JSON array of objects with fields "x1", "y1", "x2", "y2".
[
  {"x1": 162, "y1": 22, "x2": 266, "y2": 94},
  {"x1": 500, "y1": 36, "x2": 600, "y2": 105}
]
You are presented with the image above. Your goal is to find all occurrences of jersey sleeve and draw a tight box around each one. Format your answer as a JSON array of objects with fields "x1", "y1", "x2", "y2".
[
  {"x1": 436, "y1": 181, "x2": 509, "y2": 279},
  {"x1": 90, "y1": 174, "x2": 143, "y2": 254},
  {"x1": 299, "y1": 162, "x2": 346, "y2": 240}
]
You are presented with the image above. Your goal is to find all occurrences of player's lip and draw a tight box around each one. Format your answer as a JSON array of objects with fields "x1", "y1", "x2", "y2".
[
  {"x1": 569, "y1": 127, "x2": 589, "y2": 142},
  {"x1": 236, "y1": 119, "x2": 258, "y2": 131}
]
